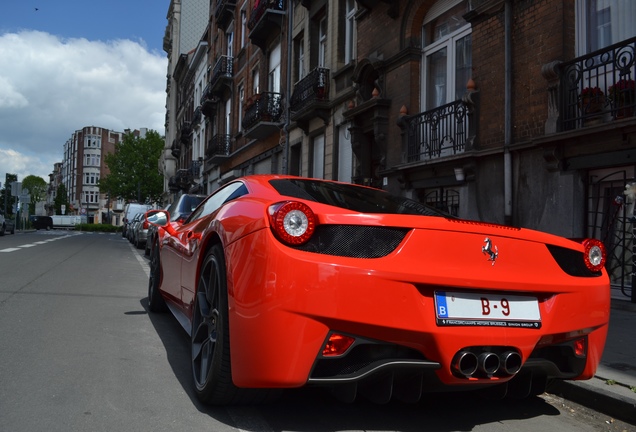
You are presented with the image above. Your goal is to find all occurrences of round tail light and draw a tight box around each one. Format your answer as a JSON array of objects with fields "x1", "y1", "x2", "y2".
[
  {"x1": 583, "y1": 238, "x2": 606, "y2": 272},
  {"x1": 269, "y1": 201, "x2": 316, "y2": 245}
]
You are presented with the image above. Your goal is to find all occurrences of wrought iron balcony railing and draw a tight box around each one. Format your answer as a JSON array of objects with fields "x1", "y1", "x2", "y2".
[
  {"x1": 209, "y1": 55, "x2": 233, "y2": 93},
  {"x1": 206, "y1": 134, "x2": 231, "y2": 162},
  {"x1": 241, "y1": 92, "x2": 283, "y2": 130},
  {"x1": 403, "y1": 101, "x2": 470, "y2": 163},
  {"x1": 290, "y1": 67, "x2": 330, "y2": 112},
  {"x1": 552, "y1": 36, "x2": 636, "y2": 131},
  {"x1": 248, "y1": 0, "x2": 285, "y2": 30}
]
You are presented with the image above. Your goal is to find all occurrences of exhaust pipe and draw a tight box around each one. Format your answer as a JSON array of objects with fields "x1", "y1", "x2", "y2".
[
  {"x1": 500, "y1": 351, "x2": 522, "y2": 376},
  {"x1": 478, "y1": 352, "x2": 500, "y2": 377},
  {"x1": 452, "y1": 351, "x2": 478, "y2": 377}
]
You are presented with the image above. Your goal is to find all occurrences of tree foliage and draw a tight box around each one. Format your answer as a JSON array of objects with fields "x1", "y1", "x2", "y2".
[
  {"x1": 22, "y1": 175, "x2": 48, "y2": 215},
  {"x1": 100, "y1": 130, "x2": 164, "y2": 204},
  {"x1": 1, "y1": 173, "x2": 18, "y2": 216},
  {"x1": 53, "y1": 183, "x2": 69, "y2": 215}
]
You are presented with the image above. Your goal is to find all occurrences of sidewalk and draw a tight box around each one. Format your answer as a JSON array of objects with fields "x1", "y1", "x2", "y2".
[{"x1": 549, "y1": 287, "x2": 636, "y2": 424}]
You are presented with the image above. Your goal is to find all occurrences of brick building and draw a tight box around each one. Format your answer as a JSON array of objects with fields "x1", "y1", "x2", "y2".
[{"x1": 162, "y1": 0, "x2": 636, "y2": 293}]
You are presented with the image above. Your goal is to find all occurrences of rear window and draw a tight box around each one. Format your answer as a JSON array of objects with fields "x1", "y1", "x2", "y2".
[{"x1": 269, "y1": 179, "x2": 449, "y2": 217}]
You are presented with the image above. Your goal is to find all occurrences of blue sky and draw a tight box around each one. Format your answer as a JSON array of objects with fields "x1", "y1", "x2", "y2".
[
  {"x1": 0, "y1": 0, "x2": 171, "y2": 183},
  {"x1": 0, "y1": 1, "x2": 169, "y2": 53}
]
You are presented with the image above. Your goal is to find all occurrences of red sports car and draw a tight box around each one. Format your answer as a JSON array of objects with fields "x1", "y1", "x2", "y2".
[{"x1": 145, "y1": 175, "x2": 609, "y2": 405}]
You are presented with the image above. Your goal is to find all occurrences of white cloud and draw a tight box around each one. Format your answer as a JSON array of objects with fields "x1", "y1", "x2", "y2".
[{"x1": 0, "y1": 30, "x2": 167, "y2": 182}]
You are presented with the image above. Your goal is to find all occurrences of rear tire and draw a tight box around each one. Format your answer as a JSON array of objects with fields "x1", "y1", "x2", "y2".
[
  {"x1": 191, "y1": 244, "x2": 276, "y2": 405},
  {"x1": 147, "y1": 244, "x2": 167, "y2": 312}
]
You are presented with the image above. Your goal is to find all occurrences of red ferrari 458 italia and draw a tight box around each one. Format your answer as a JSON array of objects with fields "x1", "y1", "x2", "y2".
[{"x1": 145, "y1": 175, "x2": 609, "y2": 405}]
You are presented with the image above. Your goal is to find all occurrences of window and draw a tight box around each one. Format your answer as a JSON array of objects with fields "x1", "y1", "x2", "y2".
[
  {"x1": 238, "y1": 84, "x2": 244, "y2": 131},
  {"x1": 269, "y1": 42, "x2": 281, "y2": 93},
  {"x1": 188, "y1": 182, "x2": 248, "y2": 222},
  {"x1": 422, "y1": 1, "x2": 471, "y2": 110},
  {"x1": 345, "y1": 0, "x2": 357, "y2": 64},
  {"x1": 318, "y1": 17, "x2": 327, "y2": 67},
  {"x1": 577, "y1": 0, "x2": 636, "y2": 55},
  {"x1": 240, "y1": 9, "x2": 247, "y2": 49},
  {"x1": 252, "y1": 67, "x2": 260, "y2": 95},
  {"x1": 226, "y1": 29, "x2": 233, "y2": 57},
  {"x1": 311, "y1": 134, "x2": 325, "y2": 179},
  {"x1": 337, "y1": 125, "x2": 353, "y2": 183},
  {"x1": 295, "y1": 35, "x2": 305, "y2": 82},
  {"x1": 225, "y1": 98, "x2": 232, "y2": 134}
]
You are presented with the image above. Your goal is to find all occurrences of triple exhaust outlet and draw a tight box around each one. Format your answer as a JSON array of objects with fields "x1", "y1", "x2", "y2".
[{"x1": 452, "y1": 349, "x2": 522, "y2": 378}]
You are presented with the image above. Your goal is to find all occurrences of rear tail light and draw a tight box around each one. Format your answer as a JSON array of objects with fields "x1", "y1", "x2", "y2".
[
  {"x1": 573, "y1": 337, "x2": 587, "y2": 357},
  {"x1": 142, "y1": 221, "x2": 149, "y2": 229},
  {"x1": 268, "y1": 201, "x2": 316, "y2": 245},
  {"x1": 583, "y1": 238, "x2": 606, "y2": 272},
  {"x1": 322, "y1": 334, "x2": 356, "y2": 357}
]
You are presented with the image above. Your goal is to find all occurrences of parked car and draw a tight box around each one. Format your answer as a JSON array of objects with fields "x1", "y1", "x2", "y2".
[
  {"x1": 4, "y1": 218, "x2": 15, "y2": 235},
  {"x1": 127, "y1": 213, "x2": 144, "y2": 243},
  {"x1": 145, "y1": 175, "x2": 609, "y2": 406},
  {"x1": 145, "y1": 194, "x2": 206, "y2": 256},
  {"x1": 0, "y1": 213, "x2": 14, "y2": 235},
  {"x1": 32, "y1": 216, "x2": 53, "y2": 230},
  {"x1": 133, "y1": 212, "x2": 151, "y2": 250},
  {"x1": 122, "y1": 203, "x2": 152, "y2": 238}
]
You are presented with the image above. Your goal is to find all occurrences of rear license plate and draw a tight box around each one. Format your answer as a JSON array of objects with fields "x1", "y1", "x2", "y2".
[{"x1": 435, "y1": 291, "x2": 541, "y2": 329}]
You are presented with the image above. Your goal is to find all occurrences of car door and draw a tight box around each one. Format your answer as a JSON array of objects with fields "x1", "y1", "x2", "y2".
[{"x1": 176, "y1": 182, "x2": 249, "y2": 317}]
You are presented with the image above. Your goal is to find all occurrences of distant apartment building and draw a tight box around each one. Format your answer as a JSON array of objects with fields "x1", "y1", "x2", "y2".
[
  {"x1": 44, "y1": 162, "x2": 63, "y2": 215},
  {"x1": 60, "y1": 126, "x2": 148, "y2": 225}
]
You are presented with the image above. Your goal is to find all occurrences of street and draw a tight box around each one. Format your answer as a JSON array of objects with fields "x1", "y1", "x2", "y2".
[{"x1": 0, "y1": 231, "x2": 632, "y2": 432}]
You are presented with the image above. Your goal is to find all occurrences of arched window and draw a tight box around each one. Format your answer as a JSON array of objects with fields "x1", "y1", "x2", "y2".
[{"x1": 421, "y1": 0, "x2": 472, "y2": 110}]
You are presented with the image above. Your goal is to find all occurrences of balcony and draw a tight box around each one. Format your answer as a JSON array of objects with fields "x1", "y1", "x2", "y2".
[
  {"x1": 205, "y1": 134, "x2": 232, "y2": 164},
  {"x1": 248, "y1": 0, "x2": 286, "y2": 51},
  {"x1": 290, "y1": 67, "x2": 330, "y2": 133},
  {"x1": 200, "y1": 84, "x2": 219, "y2": 117},
  {"x1": 545, "y1": 36, "x2": 636, "y2": 133},
  {"x1": 192, "y1": 106, "x2": 202, "y2": 127},
  {"x1": 179, "y1": 121, "x2": 192, "y2": 145},
  {"x1": 170, "y1": 139, "x2": 180, "y2": 158},
  {"x1": 400, "y1": 100, "x2": 474, "y2": 163},
  {"x1": 215, "y1": 0, "x2": 236, "y2": 28},
  {"x1": 209, "y1": 55, "x2": 233, "y2": 96},
  {"x1": 242, "y1": 92, "x2": 284, "y2": 139}
]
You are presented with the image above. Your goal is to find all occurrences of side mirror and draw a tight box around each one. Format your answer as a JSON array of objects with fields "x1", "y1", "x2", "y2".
[{"x1": 146, "y1": 210, "x2": 169, "y2": 227}]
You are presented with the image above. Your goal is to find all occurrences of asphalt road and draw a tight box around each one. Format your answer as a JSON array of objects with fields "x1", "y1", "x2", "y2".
[{"x1": 0, "y1": 231, "x2": 632, "y2": 432}]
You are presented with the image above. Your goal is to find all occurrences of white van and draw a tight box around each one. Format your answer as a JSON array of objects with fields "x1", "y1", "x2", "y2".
[{"x1": 122, "y1": 203, "x2": 152, "y2": 238}]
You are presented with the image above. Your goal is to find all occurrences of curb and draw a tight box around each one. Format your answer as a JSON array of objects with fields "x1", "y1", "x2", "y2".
[{"x1": 549, "y1": 379, "x2": 636, "y2": 424}]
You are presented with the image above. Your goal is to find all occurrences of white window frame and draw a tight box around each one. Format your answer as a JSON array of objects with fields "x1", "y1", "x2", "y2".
[
  {"x1": 345, "y1": 0, "x2": 357, "y2": 64},
  {"x1": 575, "y1": 0, "x2": 636, "y2": 55},
  {"x1": 421, "y1": 16, "x2": 471, "y2": 110},
  {"x1": 269, "y1": 42, "x2": 281, "y2": 93},
  {"x1": 312, "y1": 134, "x2": 325, "y2": 179},
  {"x1": 318, "y1": 17, "x2": 327, "y2": 68}
]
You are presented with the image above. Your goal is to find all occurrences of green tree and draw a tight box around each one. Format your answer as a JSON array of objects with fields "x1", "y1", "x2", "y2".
[
  {"x1": 1, "y1": 173, "x2": 18, "y2": 216},
  {"x1": 100, "y1": 130, "x2": 164, "y2": 204},
  {"x1": 22, "y1": 175, "x2": 48, "y2": 215},
  {"x1": 53, "y1": 183, "x2": 69, "y2": 215}
]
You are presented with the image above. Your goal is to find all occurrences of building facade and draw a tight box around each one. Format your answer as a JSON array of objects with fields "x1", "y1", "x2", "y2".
[
  {"x1": 61, "y1": 126, "x2": 130, "y2": 224},
  {"x1": 162, "y1": 0, "x2": 636, "y2": 295}
]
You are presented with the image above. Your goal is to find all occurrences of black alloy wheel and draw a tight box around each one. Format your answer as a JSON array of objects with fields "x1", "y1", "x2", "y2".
[{"x1": 191, "y1": 244, "x2": 278, "y2": 405}]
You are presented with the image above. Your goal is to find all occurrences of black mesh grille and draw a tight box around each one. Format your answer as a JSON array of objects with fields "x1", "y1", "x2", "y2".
[
  {"x1": 546, "y1": 244, "x2": 601, "y2": 277},
  {"x1": 292, "y1": 225, "x2": 409, "y2": 258}
]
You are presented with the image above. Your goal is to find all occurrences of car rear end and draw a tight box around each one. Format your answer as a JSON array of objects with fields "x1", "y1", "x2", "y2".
[{"x1": 223, "y1": 178, "x2": 609, "y2": 401}]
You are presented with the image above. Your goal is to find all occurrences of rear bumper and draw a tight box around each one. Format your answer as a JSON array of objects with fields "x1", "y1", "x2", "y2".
[{"x1": 224, "y1": 228, "x2": 610, "y2": 390}]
